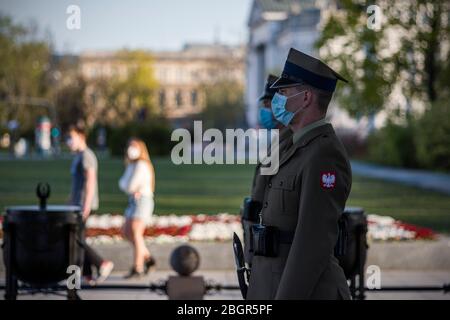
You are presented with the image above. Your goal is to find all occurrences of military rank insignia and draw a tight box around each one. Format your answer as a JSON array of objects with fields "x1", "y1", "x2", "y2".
[{"x1": 321, "y1": 171, "x2": 336, "y2": 189}]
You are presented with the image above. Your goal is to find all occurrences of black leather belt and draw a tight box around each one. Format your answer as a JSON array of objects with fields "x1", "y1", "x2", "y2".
[
  {"x1": 251, "y1": 216, "x2": 348, "y2": 258},
  {"x1": 252, "y1": 224, "x2": 295, "y2": 257}
]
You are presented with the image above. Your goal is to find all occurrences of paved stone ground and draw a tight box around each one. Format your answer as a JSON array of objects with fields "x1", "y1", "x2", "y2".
[
  {"x1": 4, "y1": 237, "x2": 448, "y2": 274},
  {"x1": 1, "y1": 270, "x2": 449, "y2": 300},
  {"x1": 1, "y1": 237, "x2": 449, "y2": 301},
  {"x1": 351, "y1": 160, "x2": 450, "y2": 195}
]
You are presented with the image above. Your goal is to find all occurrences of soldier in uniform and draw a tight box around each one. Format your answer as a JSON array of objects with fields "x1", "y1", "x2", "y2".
[
  {"x1": 246, "y1": 48, "x2": 352, "y2": 300},
  {"x1": 242, "y1": 74, "x2": 292, "y2": 268}
]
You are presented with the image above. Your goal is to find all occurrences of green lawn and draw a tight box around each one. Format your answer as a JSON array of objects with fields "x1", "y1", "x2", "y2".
[{"x1": 0, "y1": 157, "x2": 449, "y2": 233}]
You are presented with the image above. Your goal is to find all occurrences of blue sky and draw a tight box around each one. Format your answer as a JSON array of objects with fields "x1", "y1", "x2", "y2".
[{"x1": 0, "y1": 0, "x2": 252, "y2": 53}]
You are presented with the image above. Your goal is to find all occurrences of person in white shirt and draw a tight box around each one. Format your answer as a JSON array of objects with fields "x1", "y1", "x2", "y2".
[{"x1": 119, "y1": 138, "x2": 156, "y2": 278}]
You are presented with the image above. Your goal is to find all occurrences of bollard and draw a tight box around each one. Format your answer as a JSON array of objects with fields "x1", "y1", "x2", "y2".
[{"x1": 166, "y1": 245, "x2": 205, "y2": 300}]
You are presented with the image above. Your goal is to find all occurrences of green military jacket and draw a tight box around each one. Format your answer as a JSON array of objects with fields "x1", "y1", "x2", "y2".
[
  {"x1": 243, "y1": 127, "x2": 293, "y2": 266},
  {"x1": 251, "y1": 127, "x2": 293, "y2": 203},
  {"x1": 247, "y1": 123, "x2": 352, "y2": 300}
]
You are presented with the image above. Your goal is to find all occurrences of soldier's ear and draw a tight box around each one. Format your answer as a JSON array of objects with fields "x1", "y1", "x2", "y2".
[{"x1": 303, "y1": 88, "x2": 313, "y2": 105}]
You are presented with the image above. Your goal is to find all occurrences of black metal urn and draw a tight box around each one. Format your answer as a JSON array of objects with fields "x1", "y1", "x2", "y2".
[{"x1": 2, "y1": 183, "x2": 84, "y2": 300}]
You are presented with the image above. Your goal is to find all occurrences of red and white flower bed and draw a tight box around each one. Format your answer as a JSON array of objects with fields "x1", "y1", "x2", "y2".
[
  {"x1": 0, "y1": 213, "x2": 437, "y2": 244},
  {"x1": 82, "y1": 213, "x2": 437, "y2": 245},
  {"x1": 367, "y1": 214, "x2": 436, "y2": 241},
  {"x1": 85, "y1": 213, "x2": 243, "y2": 245}
]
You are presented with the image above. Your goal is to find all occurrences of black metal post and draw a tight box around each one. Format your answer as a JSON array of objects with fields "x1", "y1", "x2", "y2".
[{"x1": 4, "y1": 218, "x2": 18, "y2": 300}]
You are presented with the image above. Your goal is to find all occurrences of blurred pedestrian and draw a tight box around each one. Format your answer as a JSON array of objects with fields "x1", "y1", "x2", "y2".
[
  {"x1": 67, "y1": 123, "x2": 114, "y2": 285},
  {"x1": 119, "y1": 138, "x2": 156, "y2": 278}
]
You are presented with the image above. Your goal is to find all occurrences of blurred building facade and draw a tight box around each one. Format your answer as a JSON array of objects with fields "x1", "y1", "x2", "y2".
[
  {"x1": 78, "y1": 43, "x2": 245, "y2": 127},
  {"x1": 246, "y1": 0, "x2": 364, "y2": 134}
]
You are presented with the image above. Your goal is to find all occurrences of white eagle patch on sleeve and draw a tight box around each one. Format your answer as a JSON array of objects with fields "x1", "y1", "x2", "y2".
[{"x1": 320, "y1": 172, "x2": 336, "y2": 189}]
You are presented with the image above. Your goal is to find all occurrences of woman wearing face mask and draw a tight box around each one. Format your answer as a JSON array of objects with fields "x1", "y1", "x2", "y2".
[{"x1": 119, "y1": 138, "x2": 156, "y2": 278}]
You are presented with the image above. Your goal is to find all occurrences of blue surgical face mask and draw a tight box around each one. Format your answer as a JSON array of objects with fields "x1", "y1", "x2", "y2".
[
  {"x1": 258, "y1": 107, "x2": 276, "y2": 129},
  {"x1": 271, "y1": 90, "x2": 306, "y2": 126}
]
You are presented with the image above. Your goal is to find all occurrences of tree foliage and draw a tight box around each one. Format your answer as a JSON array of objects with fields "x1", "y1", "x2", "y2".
[
  {"x1": 200, "y1": 80, "x2": 245, "y2": 131},
  {"x1": 54, "y1": 49, "x2": 160, "y2": 129},
  {"x1": 316, "y1": 0, "x2": 450, "y2": 117},
  {"x1": 0, "y1": 15, "x2": 51, "y2": 130}
]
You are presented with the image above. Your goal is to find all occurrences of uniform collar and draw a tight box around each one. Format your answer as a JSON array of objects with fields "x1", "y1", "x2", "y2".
[
  {"x1": 294, "y1": 121, "x2": 334, "y2": 149},
  {"x1": 277, "y1": 122, "x2": 334, "y2": 169},
  {"x1": 292, "y1": 118, "x2": 328, "y2": 145}
]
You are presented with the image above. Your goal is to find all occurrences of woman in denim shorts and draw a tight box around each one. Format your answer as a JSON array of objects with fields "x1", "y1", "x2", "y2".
[{"x1": 119, "y1": 138, "x2": 156, "y2": 278}]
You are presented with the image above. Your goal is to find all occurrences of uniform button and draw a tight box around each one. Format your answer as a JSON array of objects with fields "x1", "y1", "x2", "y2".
[
  {"x1": 279, "y1": 181, "x2": 283, "y2": 186},
  {"x1": 268, "y1": 182, "x2": 272, "y2": 188},
  {"x1": 264, "y1": 202, "x2": 268, "y2": 208}
]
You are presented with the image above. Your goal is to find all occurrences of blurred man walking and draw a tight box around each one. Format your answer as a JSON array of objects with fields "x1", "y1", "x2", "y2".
[{"x1": 67, "y1": 123, "x2": 114, "y2": 285}]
